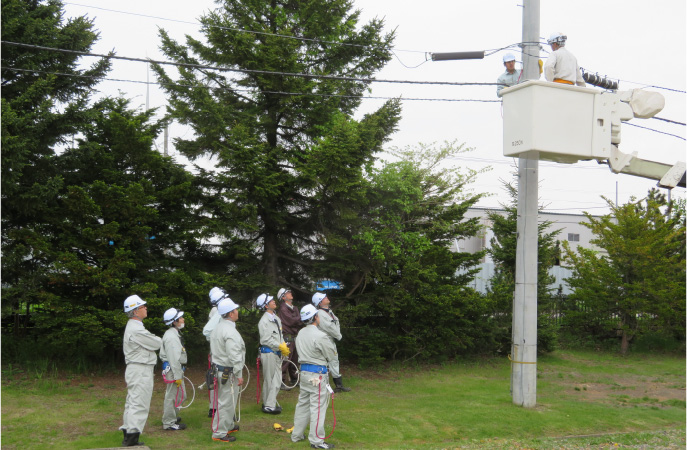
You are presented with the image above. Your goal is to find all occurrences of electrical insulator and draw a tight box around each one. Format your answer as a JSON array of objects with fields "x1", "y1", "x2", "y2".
[{"x1": 581, "y1": 71, "x2": 618, "y2": 90}]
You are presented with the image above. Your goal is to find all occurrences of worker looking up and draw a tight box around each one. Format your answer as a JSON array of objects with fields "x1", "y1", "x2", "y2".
[
  {"x1": 291, "y1": 304, "x2": 339, "y2": 449},
  {"x1": 210, "y1": 297, "x2": 245, "y2": 443},
  {"x1": 313, "y1": 292, "x2": 351, "y2": 393},
  {"x1": 160, "y1": 307, "x2": 188, "y2": 431},
  {"x1": 277, "y1": 288, "x2": 301, "y2": 389},
  {"x1": 119, "y1": 295, "x2": 162, "y2": 447},
  {"x1": 257, "y1": 293, "x2": 288, "y2": 414},
  {"x1": 544, "y1": 32, "x2": 586, "y2": 87},
  {"x1": 496, "y1": 53, "x2": 522, "y2": 97}
]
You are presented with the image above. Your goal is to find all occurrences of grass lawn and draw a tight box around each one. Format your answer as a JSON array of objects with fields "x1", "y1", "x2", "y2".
[{"x1": 1, "y1": 349, "x2": 685, "y2": 449}]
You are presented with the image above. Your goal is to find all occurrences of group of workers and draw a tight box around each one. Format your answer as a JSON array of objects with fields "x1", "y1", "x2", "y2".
[
  {"x1": 118, "y1": 288, "x2": 348, "y2": 448},
  {"x1": 497, "y1": 31, "x2": 585, "y2": 97}
]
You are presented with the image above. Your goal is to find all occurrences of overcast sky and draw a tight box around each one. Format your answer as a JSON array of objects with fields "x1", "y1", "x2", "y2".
[{"x1": 62, "y1": 0, "x2": 686, "y2": 214}]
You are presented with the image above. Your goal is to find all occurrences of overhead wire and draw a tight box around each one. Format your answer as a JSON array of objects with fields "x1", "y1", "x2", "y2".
[
  {"x1": 2, "y1": 66, "x2": 501, "y2": 103},
  {"x1": 0, "y1": 41, "x2": 501, "y2": 88},
  {"x1": 624, "y1": 123, "x2": 685, "y2": 141}
]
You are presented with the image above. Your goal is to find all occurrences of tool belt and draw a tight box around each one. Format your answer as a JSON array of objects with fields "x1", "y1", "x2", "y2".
[
  {"x1": 259, "y1": 346, "x2": 281, "y2": 356},
  {"x1": 212, "y1": 363, "x2": 234, "y2": 385},
  {"x1": 553, "y1": 78, "x2": 574, "y2": 85},
  {"x1": 300, "y1": 363, "x2": 327, "y2": 374}
]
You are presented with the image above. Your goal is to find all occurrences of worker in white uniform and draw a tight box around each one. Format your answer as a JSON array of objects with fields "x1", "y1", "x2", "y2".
[
  {"x1": 203, "y1": 286, "x2": 226, "y2": 417},
  {"x1": 543, "y1": 32, "x2": 586, "y2": 86},
  {"x1": 160, "y1": 307, "x2": 188, "y2": 431},
  {"x1": 210, "y1": 297, "x2": 246, "y2": 443},
  {"x1": 257, "y1": 293, "x2": 290, "y2": 414},
  {"x1": 291, "y1": 304, "x2": 339, "y2": 449},
  {"x1": 496, "y1": 53, "x2": 522, "y2": 97},
  {"x1": 312, "y1": 292, "x2": 351, "y2": 393},
  {"x1": 119, "y1": 295, "x2": 162, "y2": 447}
]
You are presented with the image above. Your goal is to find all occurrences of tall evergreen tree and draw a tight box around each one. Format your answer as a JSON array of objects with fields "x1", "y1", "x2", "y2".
[
  {"x1": 153, "y1": 0, "x2": 401, "y2": 291},
  {"x1": 1, "y1": 0, "x2": 110, "y2": 330},
  {"x1": 563, "y1": 190, "x2": 686, "y2": 354}
]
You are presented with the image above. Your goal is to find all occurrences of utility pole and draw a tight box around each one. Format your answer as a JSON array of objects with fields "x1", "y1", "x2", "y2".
[{"x1": 511, "y1": 0, "x2": 539, "y2": 408}]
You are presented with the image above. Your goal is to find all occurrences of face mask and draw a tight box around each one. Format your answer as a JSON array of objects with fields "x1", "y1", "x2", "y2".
[{"x1": 177, "y1": 323, "x2": 185, "y2": 330}]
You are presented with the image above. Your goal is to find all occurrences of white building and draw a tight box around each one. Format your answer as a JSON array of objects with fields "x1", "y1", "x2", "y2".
[{"x1": 454, "y1": 207, "x2": 605, "y2": 295}]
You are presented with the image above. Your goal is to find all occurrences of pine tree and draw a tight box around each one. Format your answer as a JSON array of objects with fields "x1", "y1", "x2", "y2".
[
  {"x1": 563, "y1": 190, "x2": 686, "y2": 354},
  {"x1": 152, "y1": 0, "x2": 401, "y2": 291}
]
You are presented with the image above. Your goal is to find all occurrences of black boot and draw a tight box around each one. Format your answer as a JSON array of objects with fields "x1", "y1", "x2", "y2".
[
  {"x1": 121, "y1": 430, "x2": 127, "y2": 446},
  {"x1": 123, "y1": 432, "x2": 145, "y2": 446},
  {"x1": 333, "y1": 376, "x2": 351, "y2": 392}
]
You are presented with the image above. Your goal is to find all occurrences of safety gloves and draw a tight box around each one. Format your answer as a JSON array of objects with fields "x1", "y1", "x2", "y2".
[
  {"x1": 279, "y1": 341, "x2": 290, "y2": 356},
  {"x1": 174, "y1": 379, "x2": 183, "y2": 386}
]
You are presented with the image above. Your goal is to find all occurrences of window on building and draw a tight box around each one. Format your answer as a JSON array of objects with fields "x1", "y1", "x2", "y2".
[{"x1": 568, "y1": 233, "x2": 580, "y2": 242}]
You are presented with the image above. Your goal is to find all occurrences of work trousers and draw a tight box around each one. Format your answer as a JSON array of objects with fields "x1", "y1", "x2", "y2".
[
  {"x1": 291, "y1": 371, "x2": 330, "y2": 446},
  {"x1": 162, "y1": 379, "x2": 186, "y2": 428},
  {"x1": 260, "y1": 351, "x2": 281, "y2": 408},
  {"x1": 120, "y1": 363, "x2": 154, "y2": 434},
  {"x1": 281, "y1": 339, "x2": 299, "y2": 382},
  {"x1": 211, "y1": 374, "x2": 239, "y2": 439},
  {"x1": 207, "y1": 354, "x2": 217, "y2": 411}
]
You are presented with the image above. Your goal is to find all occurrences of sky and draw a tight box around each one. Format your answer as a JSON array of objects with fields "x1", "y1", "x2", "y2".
[{"x1": 61, "y1": 0, "x2": 686, "y2": 214}]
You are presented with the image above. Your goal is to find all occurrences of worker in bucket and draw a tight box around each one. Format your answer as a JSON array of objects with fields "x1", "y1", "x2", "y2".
[
  {"x1": 210, "y1": 297, "x2": 246, "y2": 443},
  {"x1": 496, "y1": 53, "x2": 522, "y2": 97},
  {"x1": 277, "y1": 287, "x2": 301, "y2": 389},
  {"x1": 291, "y1": 304, "x2": 338, "y2": 449},
  {"x1": 312, "y1": 292, "x2": 351, "y2": 393},
  {"x1": 257, "y1": 293, "x2": 290, "y2": 414},
  {"x1": 119, "y1": 295, "x2": 162, "y2": 447},
  {"x1": 544, "y1": 32, "x2": 586, "y2": 86},
  {"x1": 203, "y1": 286, "x2": 227, "y2": 417},
  {"x1": 160, "y1": 307, "x2": 188, "y2": 431}
]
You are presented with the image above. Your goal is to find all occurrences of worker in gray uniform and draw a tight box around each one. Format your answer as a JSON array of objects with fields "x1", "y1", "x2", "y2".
[
  {"x1": 496, "y1": 53, "x2": 522, "y2": 97},
  {"x1": 119, "y1": 295, "x2": 162, "y2": 447},
  {"x1": 203, "y1": 286, "x2": 226, "y2": 417},
  {"x1": 291, "y1": 304, "x2": 339, "y2": 449},
  {"x1": 257, "y1": 293, "x2": 290, "y2": 414},
  {"x1": 312, "y1": 292, "x2": 351, "y2": 393},
  {"x1": 210, "y1": 297, "x2": 246, "y2": 443},
  {"x1": 160, "y1": 307, "x2": 188, "y2": 431}
]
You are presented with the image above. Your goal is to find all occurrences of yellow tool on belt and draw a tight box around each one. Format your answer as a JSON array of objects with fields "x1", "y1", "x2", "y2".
[{"x1": 279, "y1": 341, "x2": 290, "y2": 357}]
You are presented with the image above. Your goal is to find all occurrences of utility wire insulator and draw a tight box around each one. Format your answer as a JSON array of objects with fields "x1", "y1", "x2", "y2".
[
  {"x1": 431, "y1": 51, "x2": 485, "y2": 61},
  {"x1": 581, "y1": 68, "x2": 619, "y2": 90}
]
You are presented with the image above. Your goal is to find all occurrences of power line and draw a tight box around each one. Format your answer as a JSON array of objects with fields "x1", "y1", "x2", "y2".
[
  {"x1": 624, "y1": 122, "x2": 686, "y2": 141},
  {"x1": 2, "y1": 66, "x2": 501, "y2": 103},
  {"x1": 1, "y1": 41, "x2": 501, "y2": 88},
  {"x1": 653, "y1": 116, "x2": 686, "y2": 126}
]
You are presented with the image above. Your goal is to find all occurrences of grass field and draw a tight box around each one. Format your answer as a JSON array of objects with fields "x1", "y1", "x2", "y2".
[{"x1": 1, "y1": 350, "x2": 685, "y2": 449}]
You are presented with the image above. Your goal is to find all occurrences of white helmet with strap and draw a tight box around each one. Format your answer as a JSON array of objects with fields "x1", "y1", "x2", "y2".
[
  {"x1": 300, "y1": 304, "x2": 318, "y2": 322},
  {"x1": 209, "y1": 287, "x2": 227, "y2": 306},
  {"x1": 547, "y1": 31, "x2": 567, "y2": 46},
  {"x1": 311, "y1": 292, "x2": 326, "y2": 307},
  {"x1": 217, "y1": 298, "x2": 239, "y2": 316},
  {"x1": 163, "y1": 307, "x2": 184, "y2": 325},
  {"x1": 277, "y1": 287, "x2": 291, "y2": 300},
  {"x1": 256, "y1": 293, "x2": 274, "y2": 309},
  {"x1": 123, "y1": 295, "x2": 146, "y2": 313}
]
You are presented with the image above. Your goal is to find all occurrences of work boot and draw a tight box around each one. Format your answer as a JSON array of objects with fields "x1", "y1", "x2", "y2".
[
  {"x1": 208, "y1": 408, "x2": 216, "y2": 418},
  {"x1": 228, "y1": 424, "x2": 240, "y2": 434},
  {"x1": 332, "y1": 376, "x2": 351, "y2": 393},
  {"x1": 165, "y1": 422, "x2": 187, "y2": 430},
  {"x1": 311, "y1": 442, "x2": 335, "y2": 449},
  {"x1": 121, "y1": 430, "x2": 127, "y2": 446},
  {"x1": 123, "y1": 432, "x2": 145, "y2": 446},
  {"x1": 261, "y1": 404, "x2": 281, "y2": 415},
  {"x1": 212, "y1": 433, "x2": 237, "y2": 442},
  {"x1": 176, "y1": 416, "x2": 183, "y2": 424}
]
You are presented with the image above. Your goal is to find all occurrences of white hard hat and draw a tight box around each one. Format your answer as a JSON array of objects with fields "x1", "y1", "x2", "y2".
[
  {"x1": 209, "y1": 287, "x2": 227, "y2": 305},
  {"x1": 124, "y1": 295, "x2": 146, "y2": 313},
  {"x1": 300, "y1": 304, "x2": 318, "y2": 322},
  {"x1": 503, "y1": 53, "x2": 516, "y2": 63},
  {"x1": 547, "y1": 32, "x2": 567, "y2": 46},
  {"x1": 256, "y1": 293, "x2": 274, "y2": 309},
  {"x1": 217, "y1": 298, "x2": 239, "y2": 316},
  {"x1": 277, "y1": 288, "x2": 291, "y2": 300},
  {"x1": 163, "y1": 307, "x2": 184, "y2": 325},
  {"x1": 311, "y1": 292, "x2": 326, "y2": 307}
]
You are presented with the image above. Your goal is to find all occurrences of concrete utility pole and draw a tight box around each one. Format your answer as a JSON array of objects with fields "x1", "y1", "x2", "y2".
[{"x1": 511, "y1": 0, "x2": 539, "y2": 408}]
